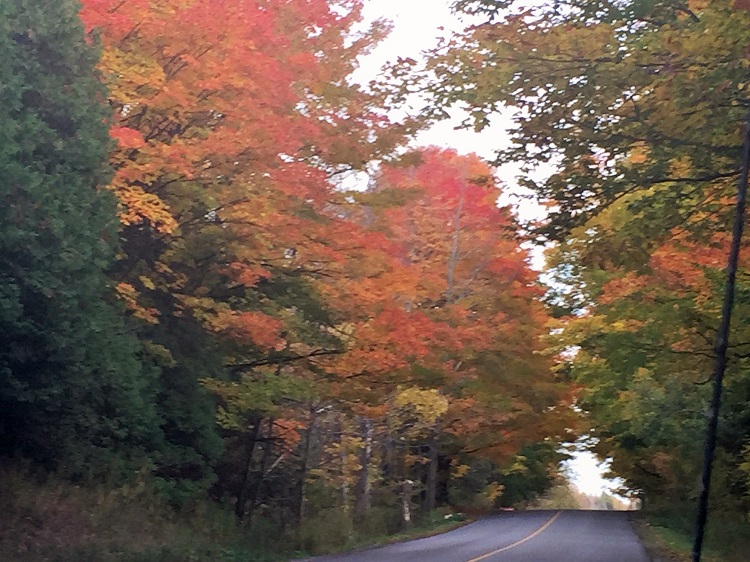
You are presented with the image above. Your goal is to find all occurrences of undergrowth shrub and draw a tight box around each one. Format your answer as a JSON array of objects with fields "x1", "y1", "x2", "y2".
[
  {"x1": 297, "y1": 508, "x2": 353, "y2": 554},
  {"x1": 0, "y1": 465, "x2": 285, "y2": 562},
  {"x1": 645, "y1": 503, "x2": 750, "y2": 562}
]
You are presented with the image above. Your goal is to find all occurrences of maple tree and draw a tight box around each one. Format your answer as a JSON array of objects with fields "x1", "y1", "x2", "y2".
[
  {"x1": 203, "y1": 147, "x2": 571, "y2": 527},
  {"x1": 1, "y1": 0, "x2": 582, "y2": 556},
  {"x1": 373, "y1": 149, "x2": 568, "y2": 451},
  {"x1": 348, "y1": 148, "x2": 571, "y2": 512},
  {"x1": 77, "y1": 0, "x2": 419, "y2": 499},
  {"x1": 410, "y1": 0, "x2": 750, "y2": 538}
]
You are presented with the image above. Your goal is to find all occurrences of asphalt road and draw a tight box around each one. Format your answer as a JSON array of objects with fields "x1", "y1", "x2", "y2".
[{"x1": 305, "y1": 510, "x2": 650, "y2": 562}]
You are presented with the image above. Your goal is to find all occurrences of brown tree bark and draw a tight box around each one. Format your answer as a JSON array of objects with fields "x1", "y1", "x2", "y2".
[
  {"x1": 424, "y1": 423, "x2": 439, "y2": 512},
  {"x1": 294, "y1": 405, "x2": 318, "y2": 526},
  {"x1": 246, "y1": 417, "x2": 274, "y2": 522},
  {"x1": 235, "y1": 417, "x2": 262, "y2": 521}
]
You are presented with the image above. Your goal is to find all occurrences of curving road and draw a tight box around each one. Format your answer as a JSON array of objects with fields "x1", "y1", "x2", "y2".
[{"x1": 305, "y1": 510, "x2": 650, "y2": 562}]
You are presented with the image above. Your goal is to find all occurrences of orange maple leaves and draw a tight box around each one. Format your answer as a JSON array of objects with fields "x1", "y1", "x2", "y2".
[{"x1": 79, "y1": 0, "x2": 560, "y2": 470}]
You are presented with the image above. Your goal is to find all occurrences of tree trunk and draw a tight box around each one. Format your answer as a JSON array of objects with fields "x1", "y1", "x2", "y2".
[
  {"x1": 235, "y1": 418, "x2": 262, "y2": 521},
  {"x1": 354, "y1": 416, "x2": 373, "y2": 520},
  {"x1": 294, "y1": 405, "x2": 317, "y2": 526},
  {"x1": 246, "y1": 417, "x2": 274, "y2": 522},
  {"x1": 336, "y1": 413, "x2": 349, "y2": 510},
  {"x1": 424, "y1": 424, "x2": 439, "y2": 512},
  {"x1": 401, "y1": 479, "x2": 413, "y2": 528}
]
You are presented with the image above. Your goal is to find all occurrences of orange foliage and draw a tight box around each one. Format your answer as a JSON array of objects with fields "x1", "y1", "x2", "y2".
[
  {"x1": 80, "y1": 0, "x2": 411, "y2": 353},
  {"x1": 80, "y1": 0, "x2": 563, "y2": 474},
  {"x1": 274, "y1": 419, "x2": 304, "y2": 449}
]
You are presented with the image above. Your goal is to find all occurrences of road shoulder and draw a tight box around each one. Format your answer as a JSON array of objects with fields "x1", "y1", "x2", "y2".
[{"x1": 293, "y1": 516, "x2": 476, "y2": 560}]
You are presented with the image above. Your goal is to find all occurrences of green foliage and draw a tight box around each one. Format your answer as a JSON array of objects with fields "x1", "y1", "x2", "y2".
[
  {"x1": 643, "y1": 506, "x2": 750, "y2": 562},
  {"x1": 354, "y1": 505, "x2": 403, "y2": 538},
  {"x1": 0, "y1": 0, "x2": 572, "y2": 557},
  {"x1": 447, "y1": 443, "x2": 564, "y2": 509},
  {"x1": 0, "y1": 0, "x2": 158, "y2": 476},
  {"x1": 297, "y1": 508, "x2": 354, "y2": 554},
  {"x1": 409, "y1": 0, "x2": 750, "y2": 241},
  {"x1": 447, "y1": 457, "x2": 498, "y2": 509},
  {"x1": 497, "y1": 444, "x2": 569, "y2": 507},
  {"x1": 148, "y1": 320, "x2": 225, "y2": 502}
]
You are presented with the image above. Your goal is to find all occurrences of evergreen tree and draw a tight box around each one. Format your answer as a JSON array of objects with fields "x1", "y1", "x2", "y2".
[{"x1": 0, "y1": 0, "x2": 158, "y2": 477}]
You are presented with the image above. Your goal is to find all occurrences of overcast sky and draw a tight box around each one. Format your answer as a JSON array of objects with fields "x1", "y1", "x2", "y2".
[
  {"x1": 355, "y1": 0, "x2": 547, "y2": 225},
  {"x1": 355, "y1": 0, "x2": 623, "y2": 499}
]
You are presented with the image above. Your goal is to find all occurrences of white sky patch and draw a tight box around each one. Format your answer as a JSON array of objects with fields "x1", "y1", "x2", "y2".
[
  {"x1": 354, "y1": 0, "x2": 459, "y2": 78},
  {"x1": 355, "y1": 0, "x2": 548, "y2": 237},
  {"x1": 564, "y1": 450, "x2": 625, "y2": 497},
  {"x1": 355, "y1": 0, "x2": 624, "y2": 498}
]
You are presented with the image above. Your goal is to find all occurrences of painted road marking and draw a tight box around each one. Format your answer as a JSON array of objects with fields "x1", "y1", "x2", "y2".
[{"x1": 465, "y1": 511, "x2": 562, "y2": 562}]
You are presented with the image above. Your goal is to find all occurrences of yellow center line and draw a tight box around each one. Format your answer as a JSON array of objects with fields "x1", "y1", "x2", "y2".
[{"x1": 465, "y1": 511, "x2": 563, "y2": 562}]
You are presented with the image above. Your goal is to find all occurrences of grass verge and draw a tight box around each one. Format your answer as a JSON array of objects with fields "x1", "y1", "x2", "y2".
[
  {"x1": 0, "y1": 465, "x2": 295, "y2": 562},
  {"x1": 0, "y1": 465, "x2": 473, "y2": 561},
  {"x1": 630, "y1": 515, "x2": 692, "y2": 562},
  {"x1": 327, "y1": 515, "x2": 473, "y2": 556},
  {"x1": 629, "y1": 511, "x2": 743, "y2": 562}
]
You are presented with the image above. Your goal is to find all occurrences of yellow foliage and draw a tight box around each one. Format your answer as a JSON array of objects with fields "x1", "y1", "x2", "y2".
[
  {"x1": 484, "y1": 482, "x2": 504, "y2": 503},
  {"x1": 114, "y1": 282, "x2": 160, "y2": 323},
  {"x1": 392, "y1": 387, "x2": 449, "y2": 424},
  {"x1": 668, "y1": 155, "x2": 693, "y2": 179},
  {"x1": 451, "y1": 461, "x2": 471, "y2": 478},
  {"x1": 628, "y1": 141, "x2": 650, "y2": 164},
  {"x1": 502, "y1": 455, "x2": 529, "y2": 476}
]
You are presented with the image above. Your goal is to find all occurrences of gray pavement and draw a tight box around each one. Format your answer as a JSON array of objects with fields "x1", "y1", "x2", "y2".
[{"x1": 304, "y1": 510, "x2": 650, "y2": 562}]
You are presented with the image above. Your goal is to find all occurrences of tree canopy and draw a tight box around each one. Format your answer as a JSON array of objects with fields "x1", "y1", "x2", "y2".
[
  {"x1": 0, "y1": 2, "x2": 573, "y2": 558},
  {"x1": 397, "y1": 0, "x2": 750, "y2": 530}
]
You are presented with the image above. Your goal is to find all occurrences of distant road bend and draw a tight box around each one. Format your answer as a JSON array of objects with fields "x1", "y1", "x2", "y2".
[{"x1": 306, "y1": 510, "x2": 650, "y2": 562}]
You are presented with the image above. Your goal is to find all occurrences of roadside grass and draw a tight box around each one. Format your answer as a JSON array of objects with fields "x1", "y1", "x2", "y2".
[
  {"x1": 334, "y1": 512, "x2": 471, "y2": 554},
  {"x1": 294, "y1": 506, "x2": 471, "y2": 557},
  {"x1": 631, "y1": 509, "x2": 750, "y2": 562},
  {"x1": 0, "y1": 465, "x2": 294, "y2": 562},
  {"x1": 0, "y1": 465, "x2": 471, "y2": 561}
]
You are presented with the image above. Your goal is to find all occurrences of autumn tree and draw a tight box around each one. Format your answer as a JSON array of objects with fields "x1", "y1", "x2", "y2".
[
  {"x1": 374, "y1": 148, "x2": 569, "y2": 452},
  {"x1": 226, "y1": 148, "x2": 572, "y2": 530},
  {"x1": 346, "y1": 148, "x2": 572, "y2": 513},
  {"x1": 79, "y1": 0, "x2": 416, "y2": 500},
  {"x1": 404, "y1": 0, "x2": 749, "y2": 242},
  {"x1": 407, "y1": 0, "x2": 750, "y2": 521},
  {"x1": 0, "y1": 0, "x2": 585, "y2": 557}
]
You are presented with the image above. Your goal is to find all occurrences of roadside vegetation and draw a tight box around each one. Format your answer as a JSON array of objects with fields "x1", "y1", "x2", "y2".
[
  {"x1": 632, "y1": 510, "x2": 750, "y2": 562},
  {"x1": 0, "y1": 0, "x2": 571, "y2": 560},
  {"x1": 6, "y1": 0, "x2": 750, "y2": 559},
  {"x1": 0, "y1": 464, "x2": 475, "y2": 561},
  {"x1": 0, "y1": 465, "x2": 271, "y2": 562},
  {"x1": 400, "y1": 0, "x2": 750, "y2": 555}
]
